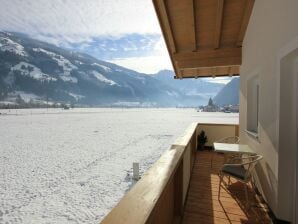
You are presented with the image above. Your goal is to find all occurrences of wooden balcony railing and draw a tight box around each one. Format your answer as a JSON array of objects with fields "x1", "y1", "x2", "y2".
[{"x1": 101, "y1": 123, "x2": 239, "y2": 224}]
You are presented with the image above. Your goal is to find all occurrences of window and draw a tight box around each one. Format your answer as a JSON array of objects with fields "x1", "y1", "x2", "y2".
[{"x1": 247, "y1": 75, "x2": 259, "y2": 136}]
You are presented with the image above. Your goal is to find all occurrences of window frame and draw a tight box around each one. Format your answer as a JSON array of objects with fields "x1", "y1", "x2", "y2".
[{"x1": 246, "y1": 75, "x2": 260, "y2": 139}]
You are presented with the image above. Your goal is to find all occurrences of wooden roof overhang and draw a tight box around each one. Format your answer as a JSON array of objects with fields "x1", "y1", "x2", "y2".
[{"x1": 153, "y1": 0, "x2": 255, "y2": 79}]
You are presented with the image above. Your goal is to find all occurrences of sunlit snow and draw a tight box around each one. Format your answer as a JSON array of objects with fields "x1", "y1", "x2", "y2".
[
  {"x1": 92, "y1": 71, "x2": 117, "y2": 86},
  {"x1": 33, "y1": 48, "x2": 78, "y2": 83},
  {"x1": 92, "y1": 63, "x2": 112, "y2": 73},
  {"x1": 11, "y1": 62, "x2": 57, "y2": 82},
  {"x1": 0, "y1": 36, "x2": 27, "y2": 56},
  {"x1": 0, "y1": 108, "x2": 238, "y2": 224}
]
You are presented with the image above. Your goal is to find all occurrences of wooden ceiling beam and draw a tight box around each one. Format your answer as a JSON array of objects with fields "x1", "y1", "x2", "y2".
[
  {"x1": 214, "y1": 0, "x2": 224, "y2": 49},
  {"x1": 236, "y1": 0, "x2": 255, "y2": 46},
  {"x1": 179, "y1": 74, "x2": 239, "y2": 78},
  {"x1": 173, "y1": 48, "x2": 241, "y2": 61},
  {"x1": 191, "y1": 0, "x2": 197, "y2": 51},
  {"x1": 178, "y1": 66, "x2": 240, "y2": 78},
  {"x1": 177, "y1": 56, "x2": 241, "y2": 69}
]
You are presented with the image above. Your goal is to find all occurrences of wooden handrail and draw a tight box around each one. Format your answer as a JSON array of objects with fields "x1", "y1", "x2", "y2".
[{"x1": 101, "y1": 145, "x2": 185, "y2": 224}]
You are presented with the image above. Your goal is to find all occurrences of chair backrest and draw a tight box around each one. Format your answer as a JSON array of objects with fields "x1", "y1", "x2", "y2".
[
  {"x1": 216, "y1": 136, "x2": 240, "y2": 144},
  {"x1": 244, "y1": 155, "x2": 263, "y2": 181}
]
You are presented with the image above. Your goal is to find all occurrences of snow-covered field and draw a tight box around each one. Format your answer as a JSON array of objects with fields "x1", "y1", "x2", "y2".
[{"x1": 0, "y1": 108, "x2": 238, "y2": 224}]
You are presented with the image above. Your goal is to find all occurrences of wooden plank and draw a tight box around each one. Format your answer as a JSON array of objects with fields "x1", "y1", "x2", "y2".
[
  {"x1": 180, "y1": 65, "x2": 240, "y2": 78},
  {"x1": 236, "y1": 0, "x2": 255, "y2": 46},
  {"x1": 195, "y1": 0, "x2": 217, "y2": 49},
  {"x1": 147, "y1": 176, "x2": 175, "y2": 224},
  {"x1": 191, "y1": 0, "x2": 197, "y2": 51},
  {"x1": 220, "y1": 0, "x2": 245, "y2": 47},
  {"x1": 166, "y1": 0, "x2": 197, "y2": 52},
  {"x1": 214, "y1": 0, "x2": 224, "y2": 49},
  {"x1": 177, "y1": 56, "x2": 241, "y2": 69},
  {"x1": 173, "y1": 48, "x2": 241, "y2": 61}
]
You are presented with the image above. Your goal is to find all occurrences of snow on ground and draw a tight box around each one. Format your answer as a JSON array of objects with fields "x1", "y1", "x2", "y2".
[
  {"x1": 92, "y1": 63, "x2": 112, "y2": 73},
  {"x1": 0, "y1": 36, "x2": 27, "y2": 56},
  {"x1": 11, "y1": 62, "x2": 57, "y2": 82},
  {"x1": 91, "y1": 71, "x2": 117, "y2": 86},
  {"x1": 0, "y1": 108, "x2": 238, "y2": 224},
  {"x1": 59, "y1": 75, "x2": 78, "y2": 83},
  {"x1": 32, "y1": 48, "x2": 78, "y2": 83}
]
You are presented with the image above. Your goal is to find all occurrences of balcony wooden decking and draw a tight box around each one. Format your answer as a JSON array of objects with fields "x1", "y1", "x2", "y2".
[{"x1": 182, "y1": 151, "x2": 272, "y2": 224}]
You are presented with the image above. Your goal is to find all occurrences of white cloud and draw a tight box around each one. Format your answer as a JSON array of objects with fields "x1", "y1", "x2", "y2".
[
  {"x1": 153, "y1": 37, "x2": 166, "y2": 52},
  {"x1": 0, "y1": 0, "x2": 176, "y2": 73},
  {"x1": 0, "y1": 0, "x2": 161, "y2": 44},
  {"x1": 109, "y1": 55, "x2": 173, "y2": 74}
]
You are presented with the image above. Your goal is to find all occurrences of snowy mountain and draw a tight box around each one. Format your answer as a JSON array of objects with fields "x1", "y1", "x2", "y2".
[
  {"x1": 152, "y1": 70, "x2": 224, "y2": 101},
  {"x1": 213, "y1": 77, "x2": 239, "y2": 106},
  {"x1": 0, "y1": 32, "x2": 219, "y2": 107}
]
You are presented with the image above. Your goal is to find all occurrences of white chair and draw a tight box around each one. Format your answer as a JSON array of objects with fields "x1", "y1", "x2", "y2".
[
  {"x1": 216, "y1": 136, "x2": 240, "y2": 144},
  {"x1": 218, "y1": 154, "x2": 263, "y2": 207}
]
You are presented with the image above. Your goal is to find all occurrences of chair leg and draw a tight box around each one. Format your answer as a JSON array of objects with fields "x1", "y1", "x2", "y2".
[
  {"x1": 218, "y1": 172, "x2": 222, "y2": 199},
  {"x1": 228, "y1": 176, "x2": 231, "y2": 185}
]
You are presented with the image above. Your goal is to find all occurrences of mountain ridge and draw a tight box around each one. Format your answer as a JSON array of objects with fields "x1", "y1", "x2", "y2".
[
  {"x1": 0, "y1": 32, "x2": 226, "y2": 107},
  {"x1": 213, "y1": 77, "x2": 239, "y2": 106}
]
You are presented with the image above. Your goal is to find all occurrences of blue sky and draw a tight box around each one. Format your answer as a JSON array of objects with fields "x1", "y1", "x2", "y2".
[{"x1": 0, "y1": 0, "x2": 231, "y2": 83}]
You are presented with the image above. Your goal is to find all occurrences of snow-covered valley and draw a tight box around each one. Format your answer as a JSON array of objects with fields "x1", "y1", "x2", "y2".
[{"x1": 0, "y1": 108, "x2": 238, "y2": 223}]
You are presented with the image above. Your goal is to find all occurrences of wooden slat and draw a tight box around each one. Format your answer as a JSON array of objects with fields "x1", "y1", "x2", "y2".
[
  {"x1": 177, "y1": 66, "x2": 240, "y2": 78},
  {"x1": 236, "y1": 0, "x2": 255, "y2": 46},
  {"x1": 191, "y1": 0, "x2": 197, "y2": 51},
  {"x1": 177, "y1": 56, "x2": 241, "y2": 69},
  {"x1": 173, "y1": 48, "x2": 241, "y2": 61},
  {"x1": 220, "y1": 0, "x2": 245, "y2": 48},
  {"x1": 214, "y1": 0, "x2": 224, "y2": 49},
  {"x1": 195, "y1": 0, "x2": 217, "y2": 50},
  {"x1": 166, "y1": 0, "x2": 197, "y2": 52}
]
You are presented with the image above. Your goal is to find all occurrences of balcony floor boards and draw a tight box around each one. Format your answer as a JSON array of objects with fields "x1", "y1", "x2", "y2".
[{"x1": 181, "y1": 151, "x2": 272, "y2": 224}]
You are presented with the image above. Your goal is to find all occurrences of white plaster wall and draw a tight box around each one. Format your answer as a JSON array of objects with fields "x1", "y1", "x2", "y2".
[
  {"x1": 197, "y1": 124, "x2": 237, "y2": 147},
  {"x1": 240, "y1": 0, "x2": 298, "y2": 221}
]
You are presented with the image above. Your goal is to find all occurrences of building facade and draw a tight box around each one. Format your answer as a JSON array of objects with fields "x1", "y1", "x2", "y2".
[{"x1": 240, "y1": 0, "x2": 298, "y2": 222}]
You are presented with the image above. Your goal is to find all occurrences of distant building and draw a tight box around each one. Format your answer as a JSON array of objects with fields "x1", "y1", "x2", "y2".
[
  {"x1": 221, "y1": 104, "x2": 239, "y2": 113},
  {"x1": 201, "y1": 98, "x2": 219, "y2": 112}
]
